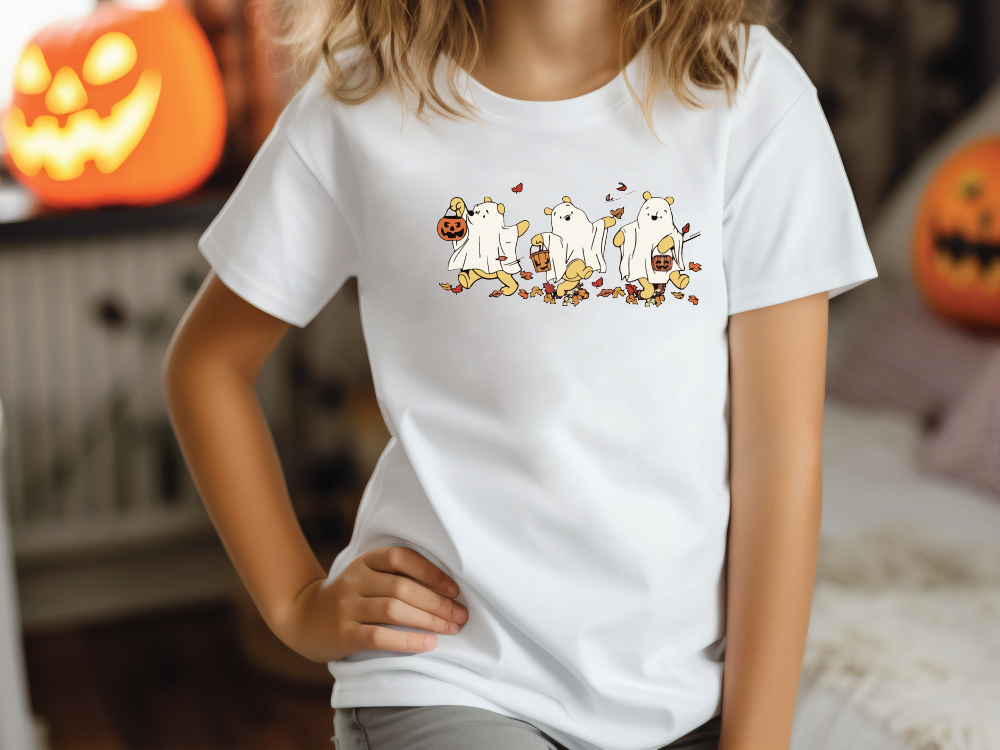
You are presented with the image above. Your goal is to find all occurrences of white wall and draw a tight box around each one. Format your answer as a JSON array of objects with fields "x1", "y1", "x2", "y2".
[{"x1": 0, "y1": 400, "x2": 37, "y2": 750}]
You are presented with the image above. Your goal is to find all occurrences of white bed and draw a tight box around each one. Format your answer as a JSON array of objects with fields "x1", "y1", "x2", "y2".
[
  {"x1": 790, "y1": 398, "x2": 1000, "y2": 750},
  {"x1": 785, "y1": 69, "x2": 1000, "y2": 750},
  {"x1": 818, "y1": 400, "x2": 1000, "y2": 550}
]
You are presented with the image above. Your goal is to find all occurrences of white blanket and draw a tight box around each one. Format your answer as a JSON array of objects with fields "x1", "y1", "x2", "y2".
[
  {"x1": 807, "y1": 532, "x2": 1000, "y2": 750},
  {"x1": 801, "y1": 402, "x2": 1000, "y2": 750}
]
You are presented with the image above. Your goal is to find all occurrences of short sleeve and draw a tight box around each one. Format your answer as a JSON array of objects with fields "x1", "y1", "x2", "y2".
[
  {"x1": 199, "y1": 76, "x2": 359, "y2": 327},
  {"x1": 722, "y1": 87, "x2": 877, "y2": 316}
]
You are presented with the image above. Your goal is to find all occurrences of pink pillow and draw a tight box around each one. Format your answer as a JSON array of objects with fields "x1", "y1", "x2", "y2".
[
  {"x1": 828, "y1": 300, "x2": 1000, "y2": 423},
  {"x1": 919, "y1": 349, "x2": 1000, "y2": 498}
]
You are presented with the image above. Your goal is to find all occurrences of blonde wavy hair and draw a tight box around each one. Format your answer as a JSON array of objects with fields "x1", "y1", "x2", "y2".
[{"x1": 272, "y1": 0, "x2": 770, "y2": 122}]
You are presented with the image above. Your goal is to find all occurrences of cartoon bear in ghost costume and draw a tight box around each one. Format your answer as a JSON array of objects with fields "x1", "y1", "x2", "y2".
[
  {"x1": 615, "y1": 192, "x2": 690, "y2": 299},
  {"x1": 529, "y1": 196, "x2": 616, "y2": 297},
  {"x1": 447, "y1": 197, "x2": 529, "y2": 296}
]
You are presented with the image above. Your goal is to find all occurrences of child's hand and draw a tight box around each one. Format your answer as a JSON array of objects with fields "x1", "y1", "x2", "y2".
[{"x1": 279, "y1": 546, "x2": 468, "y2": 663}]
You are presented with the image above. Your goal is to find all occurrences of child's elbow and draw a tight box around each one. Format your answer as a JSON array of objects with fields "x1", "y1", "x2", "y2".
[{"x1": 161, "y1": 325, "x2": 202, "y2": 416}]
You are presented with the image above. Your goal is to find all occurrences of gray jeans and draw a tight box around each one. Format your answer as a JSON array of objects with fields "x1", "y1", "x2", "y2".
[{"x1": 333, "y1": 705, "x2": 721, "y2": 750}]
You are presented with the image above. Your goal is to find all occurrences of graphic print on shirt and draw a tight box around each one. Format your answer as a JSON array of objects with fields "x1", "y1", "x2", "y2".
[
  {"x1": 529, "y1": 197, "x2": 616, "y2": 301},
  {"x1": 615, "y1": 192, "x2": 692, "y2": 301},
  {"x1": 438, "y1": 190, "x2": 702, "y2": 307},
  {"x1": 443, "y1": 197, "x2": 530, "y2": 296}
]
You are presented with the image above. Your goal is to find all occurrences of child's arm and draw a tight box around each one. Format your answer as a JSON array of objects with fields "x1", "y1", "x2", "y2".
[
  {"x1": 163, "y1": 274, "x2": 468, "y2": 662},
  {"x1": 721, "y1": 292, "x2": 828, "y2": 749}
]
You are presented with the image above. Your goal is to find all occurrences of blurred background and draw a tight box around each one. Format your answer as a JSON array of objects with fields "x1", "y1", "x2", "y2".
[{"x1": 0, "y1": 1, "x2": 998, "y2": 749}]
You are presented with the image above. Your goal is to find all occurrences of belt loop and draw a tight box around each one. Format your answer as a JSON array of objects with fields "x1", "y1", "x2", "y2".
[{"x1": 352, "y1": 708, "x2": 374, "y2": 750}]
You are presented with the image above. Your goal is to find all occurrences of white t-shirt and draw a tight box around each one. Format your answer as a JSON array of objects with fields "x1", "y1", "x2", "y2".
[{"x1": 200, "y1": 26, "x2": 876, "y2": 750}]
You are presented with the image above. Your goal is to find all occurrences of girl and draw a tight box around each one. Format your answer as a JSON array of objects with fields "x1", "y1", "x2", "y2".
[{"x1": 163, "y1": 0, "x2": 876, "y2": 748}]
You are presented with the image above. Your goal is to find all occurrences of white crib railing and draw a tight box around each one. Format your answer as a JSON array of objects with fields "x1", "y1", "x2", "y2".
[{"x1": 0, "y1": 228, "x2": 212, "y2": 561}]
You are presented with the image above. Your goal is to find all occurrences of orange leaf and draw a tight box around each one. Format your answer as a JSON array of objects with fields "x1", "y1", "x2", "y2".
[
  {"x1": 439, "y1": 283, "x2": 452, "y2": 290},
  {"x1": 490, "y1": 290, "x2": 503, "y2": 298},
  {"x1": 520, "y1": 271, "x2": 533, "y2": 280},
  {"x1": 688, "y1": 295, "x2": 699, "y2": 305},
  {"x1": 518, "y1": 289, "x2": 530, "y2": 299},
  {"x1": 672, "y1": 291, "x2": 684, "y2": 299},
  {"x1": 598, "y1": 289, "x2": 613, "y2": 297},
  {"x1": 688, "y1": 263, "x2": 702, "y2": 272}
]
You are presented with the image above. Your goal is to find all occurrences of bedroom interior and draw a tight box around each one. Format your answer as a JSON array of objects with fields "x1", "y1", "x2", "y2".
[{"x1": 1, "y1": 0, "x2": 998, "y2": 748}]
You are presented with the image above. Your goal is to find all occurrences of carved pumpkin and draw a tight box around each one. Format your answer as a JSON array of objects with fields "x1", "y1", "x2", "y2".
[
  {"x1": 437, "y1": 214, "x2": 467, "y2": 241},
  {"x1": 913, "y1": 138, "x2": 1000, "y2": 328},
  {"x1": 1, "y1": 0, "x2": 226, "y2": 208}
]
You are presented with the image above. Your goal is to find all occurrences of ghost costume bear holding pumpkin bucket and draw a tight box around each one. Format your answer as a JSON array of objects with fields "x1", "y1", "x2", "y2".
[
  {"x1": 529, "y1": 196, "x2": 616, "y2": 298},
  {"x1": 445, "y1": 197, "x2": 529, "y2": 295},
  {"x1": 615, "y1": 192, "x2": 690, "y2": 299}
]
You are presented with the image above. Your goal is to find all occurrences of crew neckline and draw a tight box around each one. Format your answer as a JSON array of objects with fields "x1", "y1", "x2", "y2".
[{"x1": 464, "y1": 63, "x2": 636, "y2": 123}]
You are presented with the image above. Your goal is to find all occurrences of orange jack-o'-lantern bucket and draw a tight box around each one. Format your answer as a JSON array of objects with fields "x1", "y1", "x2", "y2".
[
  {"x1": 437, "y1": 208, "x2": 467, "y2": 241},
  {"x1": 530, "y1": 248, "x2": 551, "y2": 273},
  {"x1": 651, "y1": 253, "x2": 674, "y2": 273}
]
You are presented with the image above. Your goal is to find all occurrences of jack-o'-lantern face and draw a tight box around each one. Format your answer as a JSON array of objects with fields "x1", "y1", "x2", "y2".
[
  {"x1": 650, "y1": 251, "x2": 673, "y2": 272},
  {"x1": 913, "y1": 139, "x2": 1000, "y2": 328},
  {"x1": 437, "y1": 215, "x2": 467, "y2": 240},
  {"x1": 1, "y1": 0, "x2": 226, "y2": 208},
  {"x1": 529, "y1": 247, "x2": 551, "y2": 272}
]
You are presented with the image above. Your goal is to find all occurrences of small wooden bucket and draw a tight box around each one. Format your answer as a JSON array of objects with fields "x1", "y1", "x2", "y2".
[{"x1": 530, "y1": 248, "x2": 551, "y2": 272}]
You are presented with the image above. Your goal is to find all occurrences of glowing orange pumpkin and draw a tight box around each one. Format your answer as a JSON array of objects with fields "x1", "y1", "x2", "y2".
[
  {"x1": 1, "y1": 0, "x2": 226, "y2": 208},
  {"x1": 913, "y1": 138, "x2": 1000, "y2": 328}
]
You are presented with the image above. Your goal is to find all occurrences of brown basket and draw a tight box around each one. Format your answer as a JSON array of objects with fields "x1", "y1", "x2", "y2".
[
  {"x1": 530, "y1": 248, "x2": 551, "y2": 273},
  {"x1": 651, "y1": 253, "x2": 673, "y2": 272}
]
